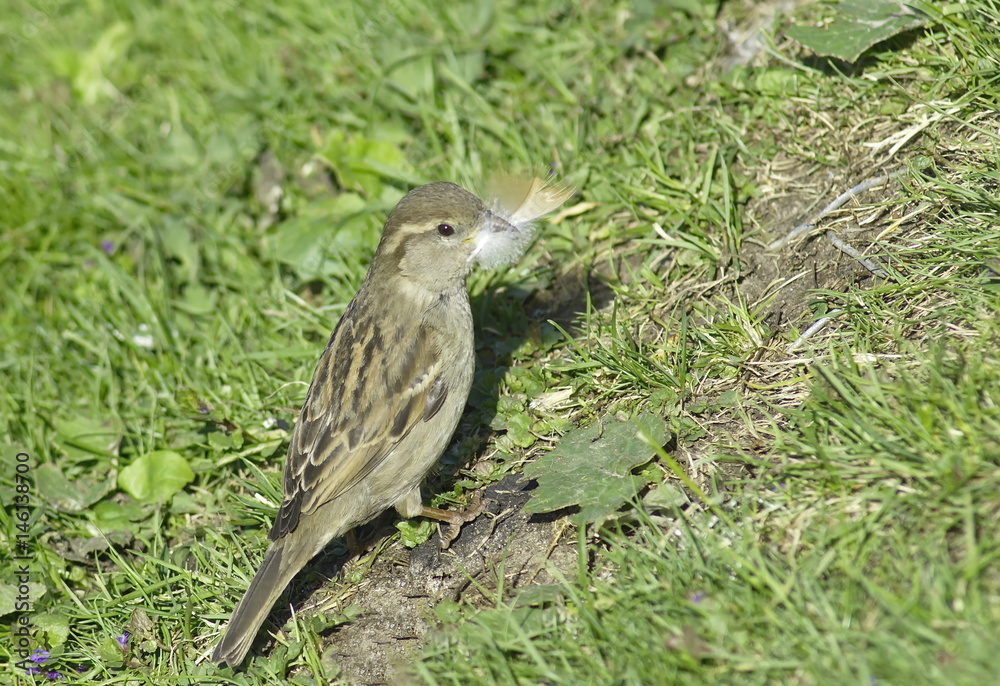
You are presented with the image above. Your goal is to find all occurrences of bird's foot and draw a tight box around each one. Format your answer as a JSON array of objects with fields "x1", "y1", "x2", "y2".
[{"x1": 419, "y1": 491, "x2": 486, "y2": 550}]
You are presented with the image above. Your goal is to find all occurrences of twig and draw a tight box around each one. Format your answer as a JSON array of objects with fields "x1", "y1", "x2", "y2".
[
  {"x1": 744, "y1": 353, "x2": 903, "y2": 366},
  {"x1": 526, "y1": 518, "x2": 572, "y2": 585},
  {"x1": 786, "y1": 310, "x2": 844, "y2": 353},
  {"x1": 825, "y1": 231, "x2": 888, "y2": 278},
  {"x1": 768, "y1": 171, "x2": 903, "y2": 250}
]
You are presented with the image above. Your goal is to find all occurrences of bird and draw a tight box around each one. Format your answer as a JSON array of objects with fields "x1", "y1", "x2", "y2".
[{"x1": 211, "y1": 176, "x2": 572, "y2": 667}]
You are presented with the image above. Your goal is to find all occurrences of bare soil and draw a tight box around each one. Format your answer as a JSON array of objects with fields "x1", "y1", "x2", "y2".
[{"x1": 282, "y1": 475, "x2": 577, "y2": 684}]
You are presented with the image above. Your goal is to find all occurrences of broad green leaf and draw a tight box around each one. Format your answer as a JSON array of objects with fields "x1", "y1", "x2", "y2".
[
  {"x1": 513, "y1": 584, "x2": 565, "y2": 607},
  {"x1": 0, "y1": 581, "x2": 45, "y2": 616},
  {"x1": 159, "y1": 220, "x2": 199, "y2": 283},
  {"x1": 117, "y1": 450, "x2": 194, "y2": 502},
  {"x1": 396, "y1": 519, "x2": 436, "y2": 548},
  {"x1": 755, "y1": 69, "x2": 800, "y2": 96},
  {"x1": 53, "y1": 414, "x2": 122, "y2": 459},
  {"x1": 448, "y1": 606, "x2": 555, "y2": 648},
  {"x1": 33, "y1": 612, "x2": 71, "y2": 646},
  {"x1": 269, "y1": 192, "x2": 370, "y2": 280},
  {"x1": 317, "y1": 131, "x2": 413, "y2": 197},
  {"x1": 175, "y1": 388, "x2": 226, "y2": 422},
  {"x1": 505, "y1": 413, "x2": 537, "y2": 449},
  {"x1": 98, "y1": 637, "x2": 126, "y2": 667},
  {"x1": 49, "y1": 22, "x2": 132, "y2": 105},
  {"x1": 787, "y1": 1, "x2": 930, "y2": 62},
  {"x1": 36, "y1": 462, "x2": 115, "y2": 513},
  {"x1": 523, "y1": 413, "x2": 669, "y2": 525},
  {"x1": 174, "y1": 282, "x2": 217, "y2": 316},
  {"x1": 92, "y1": 499, "x2": 149, "y2": 530},
  {"x1": 644, "y1": 481, "x2": 691, "y2": 510},
  {"x1": 387, "y1": 54, "x2": 435, "y2": 101}
]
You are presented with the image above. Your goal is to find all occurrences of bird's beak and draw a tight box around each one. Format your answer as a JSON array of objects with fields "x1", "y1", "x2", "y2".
[
  {"x1": 484, "y1": 210, "x2": 519, "y2": 236},
  {"x1": 462, "y1": 210, "x2": 518, "y2": 245},
  {"x1": 468, "y1": 211, "x2": 529, "y2": 267}
]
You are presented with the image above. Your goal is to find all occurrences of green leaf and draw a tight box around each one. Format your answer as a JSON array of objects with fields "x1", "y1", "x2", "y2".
[
  {"x1": 98, "y1": 637, "x2": 125, "y2": 667},
  {"x1": 386, "y1": 54, "x2": 435, "y2": 101},
  {"x1": 513, "y1": 584, "x2": 565, "y2": 607},
  {"x1": 175, "y1": 282, "x2": 218, "y2": 316},
  {"x1": 92, "y1": 499, "x2": 149, "y2": 529},
  {"x1": 506, "y1": 413, "x2": 537, "y2": 449},
  {"x1": 160, "y1": 220, "x2": 199, "y2": 283},
  {"x1": 433, "y1": 600, "x2": 465, "y2": 625},
  {"x1": 36, "y1": 462, "x2": 115, "y2": 513},
  {"x1": 0, "y1": 581, "x2": 45, "y2": 616},
  {"x1": 786, "y1": 0, "x2": 930, "y2": 62},
  {"x1": 450, "y1": 606, "x2": 555, "y2": 648},
  {"x1": 174, "y1": 388, "x2": 226, "y2": 422},
  {"x1": 33, "y1": 612, "x2": 71, "y2": 646},
  {"x1": 208, "y1": 431, "x2": 234, "y2": 450},
  {"x1": 396, "y1": 518, "x2": 436, "y2": 548},
  {"x1": 523, "y1": 413, "x2": 669, "y2": 525},
  {"x1": 643, "y1": 482, "x2": 691, "y2": 511},
  {"x1": 317, "y1": 131, "x2": 413, "y2": 197},
  {"x1": 506, "y1": 366, "x2": 546, "y2": 396},
  {"x1": 755, "y1": 68, "x2": 800, "y2": 96},
  {"x1": 117, "y1": 450, "x2": 194, "y2": 502},
  {"x1": 48, "y1": 22, "x2": 132, "y2": 105},
  {"x1": 269, "y1": 192, "x2": 371, "y2": 280},
  {"x1": 53, "y1": 414, "x2": 121, "y2": 459}
]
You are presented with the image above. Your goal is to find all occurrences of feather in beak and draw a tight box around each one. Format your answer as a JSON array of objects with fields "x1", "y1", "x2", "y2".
[{"x1": 472, "y1": 174, "x2": 574, "y2": 268}]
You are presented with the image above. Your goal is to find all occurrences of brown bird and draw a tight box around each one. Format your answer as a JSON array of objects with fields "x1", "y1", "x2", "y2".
[{"x1": 211, "y1": 178, "x2": 571, "y2": 667}]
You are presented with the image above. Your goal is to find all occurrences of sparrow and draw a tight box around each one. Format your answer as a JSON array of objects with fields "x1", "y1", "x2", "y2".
[{"x1": 211, "y1": 176, "x2": 572, "y2": 667}]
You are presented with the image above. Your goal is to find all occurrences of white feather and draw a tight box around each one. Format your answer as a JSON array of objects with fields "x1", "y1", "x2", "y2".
[{"x1": 472, "y1": 174, "x2": 573, "y2": 268}]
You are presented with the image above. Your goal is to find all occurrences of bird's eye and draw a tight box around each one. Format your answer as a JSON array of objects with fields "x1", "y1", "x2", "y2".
[{"x1": 436, "y1": 224, "x2": 455, "y2": 237}]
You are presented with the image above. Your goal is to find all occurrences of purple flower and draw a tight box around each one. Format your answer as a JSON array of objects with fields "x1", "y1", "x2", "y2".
[
  {"x1": 46, "y1": 671, "x2": 64, "y2": 680},
  {"x1": 116, "y1": 631, "x2": 131, "y2": 649},
  {"x1": 30, "y1": 650, "x2": 50, "y2": 663},
  {"x1": 101, "y1": 240, "x2": 114, "y2": 255},
  {"x1": 690, "y1": 591, "x2": 706, "y2": 604},
  {"x1": 26, "y1": 666, "x2": 42, "y2": 675},
  {"x1": 198, "y1": 404, "x2": 211, "y2": 415}
]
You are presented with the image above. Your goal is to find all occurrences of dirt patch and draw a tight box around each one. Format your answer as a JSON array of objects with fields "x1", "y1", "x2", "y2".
[
  {"x1": 305, "y1": 475, "x2": 576, "y2": 685},
  {"x1": 738, "y1": 163, "x2": 903, "y2": 333}
]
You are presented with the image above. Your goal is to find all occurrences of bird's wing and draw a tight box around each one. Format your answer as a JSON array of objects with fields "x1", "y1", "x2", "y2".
[{"x1": 269, "y1": 299, "x2": 447, "y2": 541}]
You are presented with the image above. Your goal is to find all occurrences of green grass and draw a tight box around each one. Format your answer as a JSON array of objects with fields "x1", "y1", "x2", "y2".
[{"x1": 2, "y1": 0, "x2": 999, "y2": 684}]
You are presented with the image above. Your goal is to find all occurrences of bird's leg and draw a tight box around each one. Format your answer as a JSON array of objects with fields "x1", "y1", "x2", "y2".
[
  {"x1": 344, "y1": 529, "x2": 363, "y2": 556},
  {"x1": 419, "y1": 491, "x2": 486, "y2": 550}
]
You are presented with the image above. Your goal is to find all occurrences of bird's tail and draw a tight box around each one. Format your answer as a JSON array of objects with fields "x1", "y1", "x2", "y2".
[{"x1": 211, "y1": 541, "x2": 308, "y2": 667}]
